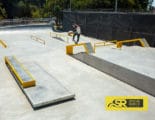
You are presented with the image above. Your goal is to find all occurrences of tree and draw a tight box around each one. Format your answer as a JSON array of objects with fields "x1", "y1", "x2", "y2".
[
  {"x1": 16, "y1": 1, "x2": 31, "y2": 18},
  {"x1": 0, "y1": 0, "x2": 154, "y2": 19},
  {"x1": 43, "y1": 0, "x2": 67, "y2": 24},
  {"x1": 0, "y1": 2, "x2": 7, "y2": 19},
  {"x1": 70, "y1": 0, "x2": 153, "y2": 11},
  {"x1": 1, "y1": 0, "x2": 16, "y2": 19}
]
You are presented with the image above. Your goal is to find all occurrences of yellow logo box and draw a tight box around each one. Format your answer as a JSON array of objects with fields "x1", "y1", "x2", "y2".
[{"x1": 105, "y1": 96, "x2": 148, "y2": 111}]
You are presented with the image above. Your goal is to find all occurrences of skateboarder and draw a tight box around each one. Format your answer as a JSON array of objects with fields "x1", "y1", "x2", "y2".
[{"x1": 72, "y1": 24, "x2": 81, "y2": 44}]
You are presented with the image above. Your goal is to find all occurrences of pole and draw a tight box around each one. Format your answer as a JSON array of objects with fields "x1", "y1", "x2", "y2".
[
  {"x1": 70, "y1": 0, "x2": 72, "y2": 11},
  {"x1": 115, "y1": 0, "x2": 118, "y2": 12}
]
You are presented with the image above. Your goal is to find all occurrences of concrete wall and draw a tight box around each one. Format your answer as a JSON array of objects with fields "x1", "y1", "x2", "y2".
[{"x1": 0, "y1": 24, "x2": 52, "y2": 31}]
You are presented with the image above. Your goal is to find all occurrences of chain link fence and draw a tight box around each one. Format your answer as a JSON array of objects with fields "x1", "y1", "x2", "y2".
[{"x1": 63, "y1": 10, "x2": 155, "y2": 47}]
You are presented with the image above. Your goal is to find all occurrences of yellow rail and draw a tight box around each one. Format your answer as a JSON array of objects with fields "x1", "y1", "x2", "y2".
[
  {"x1": 94, "y1": 40, "x2": 117, "y2": 51},
  {"x1": 5, "y1": 56, "x2": 36, "y2": 88},
  {"x1": 68, "y1": 31, "x2": 74, "y2": 36},
  {"x1": 94, "y1": 38, "x2": 148, "y2": 50},
  {"x1": 0, "y1": 40, "x2": 7, "y2": 48},
  {"x1": 50, "y1": 32, "x2": 69, "y2": 43},
  {"x1": 116, "y1": 38, "x2": 146, "y2": 48},
  {"x1": 31, "y1": 35, "x2": 45, "y2": 45}
]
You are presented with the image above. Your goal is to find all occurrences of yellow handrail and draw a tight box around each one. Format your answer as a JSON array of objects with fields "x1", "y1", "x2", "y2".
[
  {"x1": 116, "y1": 38, "x2": 146, "y2": 48},
  {"x1": 50, "y1": 32, "x2": 69, "y2": 43},
  {"x1": 94, "y1": 38, "x2": 148, "y2": 50},
  {"x1": 94, "y1": 40, "x2": 117, "y2": 51},
  {"x1": 31, "y1": 35, "x2": 45, "y2": 45},
  {"x1": 0, "y1": 40, "x2": 7, "y2": 48}
]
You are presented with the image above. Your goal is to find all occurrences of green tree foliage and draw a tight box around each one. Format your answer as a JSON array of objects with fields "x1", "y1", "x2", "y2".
[
  {"x1": 71, "y1": 0, "x2": 153, "y2": 11},
  {"x1": 16, "y1": 1, "x2": 31, "y2": 17},
  {"x1": 0, "y1": 2, "x2": 7, "y2": 19},
  {"x1": 43, "y1": 0, "x2": 67, "y2": 17},
  {"x1": 71, "y1": 0, "x2": 113, "y2": 10},
  {"x1": 0, "y1": 0, "x2": 15, "y2": 19},
  {"x1": 0, "y1": 0, "x2": 154, "y2": 19}
]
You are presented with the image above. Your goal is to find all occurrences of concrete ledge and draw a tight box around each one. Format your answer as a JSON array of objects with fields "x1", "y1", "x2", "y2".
[
  {"x1": 66, "y1": 42, "x2": 94, "y2": 55},
  {"x1": 73, "y1": 52, "x2": 155, "y2": 96},
  {"x1": 5, "y1": 58, "x2": 75, "y2": 109},
  {"x1": 5, "y1": 56, "x2": 35, "y2": 88},
  {"x1": 22, "y1": 62, "x2": 75, "y2": 109}
]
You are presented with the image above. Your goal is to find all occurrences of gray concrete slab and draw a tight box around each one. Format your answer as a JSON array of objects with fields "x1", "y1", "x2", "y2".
[
  {"x1": 5, "y1": 55, "x2": 75, "y2": 109},
  {"x1": 22, "y1": 62, "x2": 75, "y2": 109}
]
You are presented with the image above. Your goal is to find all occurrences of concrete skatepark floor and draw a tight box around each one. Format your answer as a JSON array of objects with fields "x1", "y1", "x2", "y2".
[{"x1": 0, "y1": 27, "x2": 155, "y2": 120}]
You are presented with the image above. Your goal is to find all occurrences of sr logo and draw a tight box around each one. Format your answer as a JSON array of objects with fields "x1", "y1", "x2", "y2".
[{"x1": 108, "y1": 99, "x2": 127, "y2": 108}]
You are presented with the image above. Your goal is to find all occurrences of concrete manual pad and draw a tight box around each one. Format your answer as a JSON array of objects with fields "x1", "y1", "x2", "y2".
[
  {"x1": 17, "y1": 62, "x2": 75, "y2": 109},
  {"x1": 73, "y1": 52, "x2": 155, "y2": 96}
]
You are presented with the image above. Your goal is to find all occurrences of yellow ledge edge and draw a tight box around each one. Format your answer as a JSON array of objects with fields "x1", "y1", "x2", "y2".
[{"x1": 5, "y1": 56, "x2": 36, "y2": 88}]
